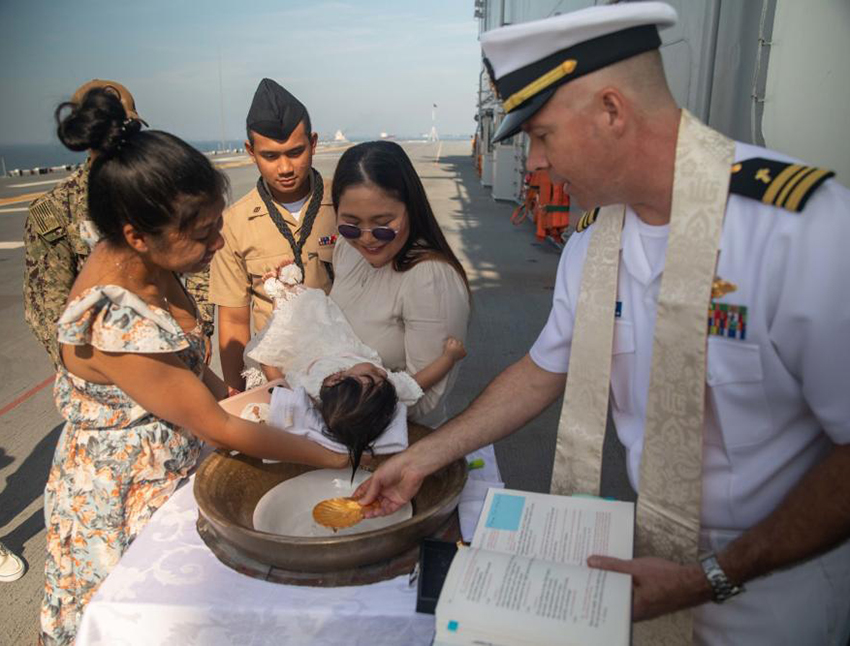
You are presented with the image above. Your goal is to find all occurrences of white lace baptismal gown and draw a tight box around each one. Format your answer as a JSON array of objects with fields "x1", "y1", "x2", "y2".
[{"x1": 245, "y1": 265, "x2": 423, "y2": 405}]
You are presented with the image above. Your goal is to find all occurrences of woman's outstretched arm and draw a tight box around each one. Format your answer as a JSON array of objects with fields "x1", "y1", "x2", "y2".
[{"x1": 92, "y1": 348, "x2": 347, "y2": 468}]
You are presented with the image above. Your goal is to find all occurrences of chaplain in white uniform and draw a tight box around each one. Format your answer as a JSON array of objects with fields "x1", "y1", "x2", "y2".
[{"x1": 356, "y1": 3, "x2": 850, "y2": 645}]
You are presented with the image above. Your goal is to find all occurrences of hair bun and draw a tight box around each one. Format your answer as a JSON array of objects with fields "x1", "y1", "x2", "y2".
[{"x1": 55, "y1": 87, "x2": 136, "y2": 155}]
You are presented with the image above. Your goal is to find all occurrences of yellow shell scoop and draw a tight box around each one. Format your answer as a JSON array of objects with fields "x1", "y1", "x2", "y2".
[{"x1": 312, "y1": 497, "x2": 378, "y2": 530}]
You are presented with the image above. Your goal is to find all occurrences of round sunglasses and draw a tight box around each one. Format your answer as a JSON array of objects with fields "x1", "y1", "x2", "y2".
[{"x1": 337, "y1": 223, "x2": 398, "y2": 242}]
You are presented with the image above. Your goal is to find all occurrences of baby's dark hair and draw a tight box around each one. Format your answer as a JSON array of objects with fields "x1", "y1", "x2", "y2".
[
  {"x1": 318, "y1": 376, "x2": 398, "y2": 480},
  {"x1": 55, "y1": 87, "x2": 228, "y2": 246}
]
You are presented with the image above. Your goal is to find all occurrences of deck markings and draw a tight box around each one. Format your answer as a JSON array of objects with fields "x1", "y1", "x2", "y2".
[
  {"x1": 0, "y1": 191, "x2": 44, "y2": 206},
  {"x1": 8, "y1": 178, "x2": 63, "y2": 188},
  {"x1": 314, "y1": 144, "x2": 354, "y2": 155},
  {"x1": 207, "y1": 155, "x2": 246, "y2": 163},
  {"x1": 213, "y1": 159, "x2": 255, "y2": 170},
  {"x1": 0, "y1": 375, "x2": 55, "y2": 419}
]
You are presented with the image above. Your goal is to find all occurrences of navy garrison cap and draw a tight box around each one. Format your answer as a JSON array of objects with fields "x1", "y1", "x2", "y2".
[
  {"x1": 247, "y1": 78, "x2": 308, "y2": 141},
  {"x1": 481, "y1": 2, "x2": 677, "y2": 143}
]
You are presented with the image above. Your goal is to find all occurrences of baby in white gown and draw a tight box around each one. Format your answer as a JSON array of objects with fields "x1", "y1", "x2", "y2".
[{"x1": 245, "y1": 263, "x2": 466, "y2": 473}]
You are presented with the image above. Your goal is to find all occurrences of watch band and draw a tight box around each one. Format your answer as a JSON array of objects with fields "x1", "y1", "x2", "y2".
[{"x1": 699, "y1": 552, "x2": 744, "y2": 603}]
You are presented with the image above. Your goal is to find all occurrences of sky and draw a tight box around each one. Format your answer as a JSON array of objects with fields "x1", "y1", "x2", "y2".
[{"x1": 0, "y1": 0, "x2": 482, "y2": 145}]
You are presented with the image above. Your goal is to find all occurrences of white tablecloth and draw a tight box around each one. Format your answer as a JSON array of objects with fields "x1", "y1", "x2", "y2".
[{"x1": 76, "y1": 446, "x2": 502, "y2": 646}]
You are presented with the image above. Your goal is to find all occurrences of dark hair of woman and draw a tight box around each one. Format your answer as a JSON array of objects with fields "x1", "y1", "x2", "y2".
[
  {"x1": 56, "y1": 87, "x2": 228, "y2": 246},
  {"x1": 318, "y1": 376, "x2": 398, "y2": 480},
  {"x1": 331, "y1": 140, "x2": 469, "y2": 291}
]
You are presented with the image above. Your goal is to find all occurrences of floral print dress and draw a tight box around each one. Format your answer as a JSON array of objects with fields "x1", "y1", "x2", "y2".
[{"x1": 40, "y1": 285, "x2": 205, "y2": 646}]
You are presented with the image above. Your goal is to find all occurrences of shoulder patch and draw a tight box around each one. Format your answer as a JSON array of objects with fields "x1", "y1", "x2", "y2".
[
  {"x1": 574, "y1": 207, "x2": 600, "y2": 233},
  {"x1": 730, "y1": 157, "x2": 834, "y2": 213},
  {"x1": 29, "y1": 200, "x2": 66, "y2": 243}
]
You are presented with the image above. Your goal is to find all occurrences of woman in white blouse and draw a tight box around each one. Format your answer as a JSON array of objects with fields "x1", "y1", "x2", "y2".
[{"x1": 329, "y1": 141, "x2": 470, "y2": 427}]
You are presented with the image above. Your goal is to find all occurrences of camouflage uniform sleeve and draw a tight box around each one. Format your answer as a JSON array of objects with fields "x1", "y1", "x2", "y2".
[
  {"x1": 23, "y1": 194, "x2": 77, "y2": 367},
  {"x1": 184, "y1": 266, "x2": 215, "y2": 338}
]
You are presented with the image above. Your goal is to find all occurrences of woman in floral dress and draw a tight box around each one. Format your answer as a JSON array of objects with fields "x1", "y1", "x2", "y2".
[{"x1": 40, "y1": 88, "x2": 347, "y2": 646}]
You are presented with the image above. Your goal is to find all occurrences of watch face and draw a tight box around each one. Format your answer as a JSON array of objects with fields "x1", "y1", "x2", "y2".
[{"x1": 700, "y1": 554, "x2": 744, "y2": 603}]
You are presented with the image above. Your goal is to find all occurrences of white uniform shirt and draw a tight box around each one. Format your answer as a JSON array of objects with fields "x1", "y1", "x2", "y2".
[{"x1": 530, "y1": 142, "x2": 850, "y2": 532}]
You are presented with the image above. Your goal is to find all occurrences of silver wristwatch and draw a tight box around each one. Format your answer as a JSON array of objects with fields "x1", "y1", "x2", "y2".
[{"x1": 699, "y1": 552, "x2": 744, "y2": 603}]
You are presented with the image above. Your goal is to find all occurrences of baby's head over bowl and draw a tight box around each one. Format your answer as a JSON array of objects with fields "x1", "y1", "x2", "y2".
[{"x1": 319, "y1": 366, "x2": 397, "y2": 479}]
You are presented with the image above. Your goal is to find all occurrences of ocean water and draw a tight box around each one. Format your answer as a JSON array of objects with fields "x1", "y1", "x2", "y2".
[
  {"x1": 0, "y1": 134, "x2": 470, "y2": 174},
  {"x1": 0, "y1": 144, "x2": 87, "y2": 172},
  {"x1": 0, "y1": 139, "x2": 246, "y2": 174}
]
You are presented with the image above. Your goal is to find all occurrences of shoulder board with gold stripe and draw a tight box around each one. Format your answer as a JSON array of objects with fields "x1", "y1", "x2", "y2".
[
  {"x1": 574, "y1": 207, "x2": 600, "y2": 233},
  {"x1": 29, "y1": 200, "x2": 66, "y2": 243},
  {"x1": 729, "y1": 158, "x2": 834, "y2": 213}
]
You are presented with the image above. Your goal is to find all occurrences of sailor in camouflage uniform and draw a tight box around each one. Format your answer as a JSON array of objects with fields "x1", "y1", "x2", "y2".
[{"x1": 23, "y1": 79, "x2": 214, "y2": 367}]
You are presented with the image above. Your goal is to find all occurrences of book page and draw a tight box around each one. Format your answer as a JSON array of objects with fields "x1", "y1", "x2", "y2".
[
  {"x1": 471, "y1": 489, "x2": 634, "y2": 564},
  {"x1": 434, "y1": 547, "x2": 631, "y2": 646}
]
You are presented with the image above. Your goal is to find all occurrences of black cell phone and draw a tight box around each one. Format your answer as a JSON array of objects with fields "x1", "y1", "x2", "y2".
[{"x1": 415, "y1": 538, "x2": 459, "y2": 615}]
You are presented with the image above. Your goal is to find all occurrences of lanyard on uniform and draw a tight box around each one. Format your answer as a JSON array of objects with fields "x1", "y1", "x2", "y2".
[{"x1": 255, "y1": 168, "x2": 323, "y2": 279}]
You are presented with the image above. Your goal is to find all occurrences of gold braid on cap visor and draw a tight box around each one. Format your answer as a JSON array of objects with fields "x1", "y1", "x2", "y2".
[{"x1": 502, "y1": 59, "x2": 577, "y2": 113}]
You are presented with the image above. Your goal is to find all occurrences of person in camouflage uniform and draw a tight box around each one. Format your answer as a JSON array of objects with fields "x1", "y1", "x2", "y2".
[
  {"x1": 23, "y1": 159, "x2": 93, "y2": 367},
  {"x1": 23, "y1": 80, "x2": 214, "y2": 367},
  {"x1": 185, "y1": 266, "x2": 214, "y2": 345}
]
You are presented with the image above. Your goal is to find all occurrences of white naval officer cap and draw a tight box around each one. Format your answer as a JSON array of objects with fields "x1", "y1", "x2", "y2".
[{"x1": 481, "y1": 1, "x2": 678, "y2": 143}]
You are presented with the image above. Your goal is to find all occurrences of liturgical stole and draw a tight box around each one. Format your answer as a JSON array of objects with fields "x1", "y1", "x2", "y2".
[{"x1": 550, "y1": 110, "x2": 735, "y2": 644}]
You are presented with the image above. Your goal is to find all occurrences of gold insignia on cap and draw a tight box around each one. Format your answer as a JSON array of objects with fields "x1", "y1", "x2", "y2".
[
  {"x1": 711, "y1": 278, "x2": 737, "y2": 300},
  {"x1": 731, "y1": 163, "x2": 742, "y2": 173},
  {"x1": 503, "y1": 59, "x2": 577, "y2": 113}
]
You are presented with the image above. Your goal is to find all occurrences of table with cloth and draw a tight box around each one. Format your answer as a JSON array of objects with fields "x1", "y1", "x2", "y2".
[{"x1": 75, "y1": 446, "x2": 502, "y2": 646}]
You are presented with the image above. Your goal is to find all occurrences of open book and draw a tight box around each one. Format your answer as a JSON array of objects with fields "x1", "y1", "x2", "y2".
[{"x1": 434, "y1": 489, "x2": 635, "y2": 646}]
